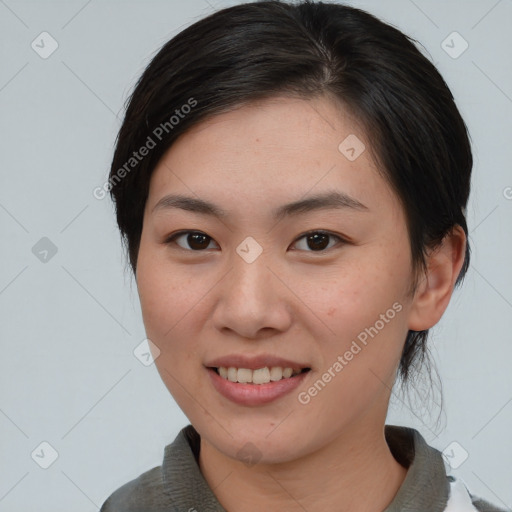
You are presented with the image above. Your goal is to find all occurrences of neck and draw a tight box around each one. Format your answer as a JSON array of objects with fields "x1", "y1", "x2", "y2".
[{"x1": 199, "y1": 415, "x2": 408, "y2": 512}]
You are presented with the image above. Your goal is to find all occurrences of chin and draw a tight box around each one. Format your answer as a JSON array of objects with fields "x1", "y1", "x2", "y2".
[{"x1": 200, "y1": 421, "x2": 308, "y2": 465}]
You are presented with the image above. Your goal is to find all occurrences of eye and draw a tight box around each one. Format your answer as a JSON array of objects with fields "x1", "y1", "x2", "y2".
[
  {"x1": 291, "y1": 230, "x2": 345, "y2": 252},
  {"x1": 165, "y1": 231, "x2": 219, "y2": 251}
]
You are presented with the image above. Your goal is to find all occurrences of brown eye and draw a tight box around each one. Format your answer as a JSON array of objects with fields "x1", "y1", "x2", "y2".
[
  {"x1": 166, "y1": 231, "x2": 218, "y2": 251},
  {"x1": 292, "y1": 231, "x2": 344, "y2": 252}
]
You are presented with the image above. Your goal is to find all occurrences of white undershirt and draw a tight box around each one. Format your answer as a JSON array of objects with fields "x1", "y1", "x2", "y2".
[{"x1": 445, "y1": 477, "x2": 479, "y2": 511}]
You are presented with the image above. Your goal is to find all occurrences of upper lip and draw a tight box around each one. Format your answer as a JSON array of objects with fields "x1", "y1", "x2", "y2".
[{"x1": 205, "y1": 354, "x2": 311, "y2": 372}]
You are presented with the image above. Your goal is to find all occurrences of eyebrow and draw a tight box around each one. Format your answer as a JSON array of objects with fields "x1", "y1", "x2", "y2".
[{"x1": 152, "y1": 190, "x2": 368, "y2": 220}]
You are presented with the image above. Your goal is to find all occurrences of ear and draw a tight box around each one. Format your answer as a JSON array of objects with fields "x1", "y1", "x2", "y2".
[{"x1": 408, "y1": 225, "x2": 467, "y2": 331}]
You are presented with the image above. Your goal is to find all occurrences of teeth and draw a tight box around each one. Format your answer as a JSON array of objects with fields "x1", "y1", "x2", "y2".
[
  {"x1": 227, "y1": 367, "x2": 237, "y2": 382},
  {"x1": 237, "y1": 368, "x2": 252, "y2": 383},
  {"x1": 269, "y1": 367, "x2": 283, "y2": 381},
  {"x1": 217, "y1": 366, "x2": 302, "y2": 385},
  {"x1": 252, "y1": 367, "x2": 270, "y2": 384}
]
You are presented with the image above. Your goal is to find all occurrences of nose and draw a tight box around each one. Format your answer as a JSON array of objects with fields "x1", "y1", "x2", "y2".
[{"x1": 211, "y1": 250, "x2": 293, "y2": 339}]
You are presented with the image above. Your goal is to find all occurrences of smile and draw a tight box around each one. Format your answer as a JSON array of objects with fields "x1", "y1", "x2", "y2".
[
  {"x1": 213, "y1": 366, "x2": 309, "y2": 384},
  {"x1": 207, "y1": 366, "x2": 311, "y2": 406}
]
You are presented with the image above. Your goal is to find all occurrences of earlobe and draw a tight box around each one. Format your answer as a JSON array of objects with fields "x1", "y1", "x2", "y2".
[{"x1": 408, "y1": 226, "x2": 467, "y2": 331}]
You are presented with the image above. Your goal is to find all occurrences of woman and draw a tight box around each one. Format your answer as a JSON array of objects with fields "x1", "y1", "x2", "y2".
[{"x1": 100, "y1": 1, "x2": 506, "y2": 510}]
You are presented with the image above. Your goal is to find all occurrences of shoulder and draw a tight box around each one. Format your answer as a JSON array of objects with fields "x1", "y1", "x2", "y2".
[
  {"x1": 447, "y1": 476, "x2": 509, "y2": 512},
  {"x1": 383, "y1": 425, "x2": 508, "y2": 512},
  {"x1": 469, "y1": 493, "x2": 509, "y2": 512},
  {"x1": 99, "y1": 425, "x2": 203, "y2": 512},
  {"x1": 471, "y1": 496, "x2": 509, "y2": 512},
  {"x1": 99, "y1": 464, "x2": 170, "y2": 512}
]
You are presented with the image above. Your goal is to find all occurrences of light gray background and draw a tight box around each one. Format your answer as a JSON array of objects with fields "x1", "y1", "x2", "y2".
[{"x1": 1, "y1": 0, "x2": 511, "y2": 510}]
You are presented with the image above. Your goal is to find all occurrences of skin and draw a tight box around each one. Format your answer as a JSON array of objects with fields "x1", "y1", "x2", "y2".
[{"x1": 136, "y1": 95, "x2": 466, "y2": 512}]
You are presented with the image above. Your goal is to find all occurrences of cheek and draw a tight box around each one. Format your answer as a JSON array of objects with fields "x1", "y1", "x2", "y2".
[
  {"x1": 136, "y1": 247, "x2": 202, "y2": 350},
  {"x1": 136, "y1": 252, "x2": 208, "y2": 407},
  {"x1": 296, "y1": 276, "x2": 408, "y2": 429},
  {"x1": 305, "y1": 255, "x2": 408, "y2": 334},
  {"x1": 302, "y1": 250, "x2": 411, "y2": 386}
]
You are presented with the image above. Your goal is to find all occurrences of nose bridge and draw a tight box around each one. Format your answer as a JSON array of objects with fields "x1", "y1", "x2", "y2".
[
  {"x1": 212, "y1": 241, "x2": 291, "y2": 337},
  {"x1": 228, "y1": 241, "x2": 274, "y2": 304}
]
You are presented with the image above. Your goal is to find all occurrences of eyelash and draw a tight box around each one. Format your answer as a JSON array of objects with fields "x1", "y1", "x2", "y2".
[{"x1": 163, "y1": 230, "x2": 348, "y2": 253}]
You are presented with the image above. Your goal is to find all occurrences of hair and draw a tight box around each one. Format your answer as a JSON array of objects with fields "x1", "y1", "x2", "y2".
[{"x1": 108, "y1": 0, "x2": 472, "y2": 403}]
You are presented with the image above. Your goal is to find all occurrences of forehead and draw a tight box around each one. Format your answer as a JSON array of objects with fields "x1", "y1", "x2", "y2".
[
  {"x1": 146, "y1": 95, "x2": 399, "y2": 221},
  {"x1": 175, "y1": 95, "x2": 365, "y2": 153}
]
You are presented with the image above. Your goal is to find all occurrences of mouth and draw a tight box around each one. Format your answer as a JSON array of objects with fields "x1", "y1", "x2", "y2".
[
  {"x1": 209, "y1": 366, "x2": 311, "y2": 385},
  {"x1": 206, "y1": 365, "x2": 311, "y2": 406}
]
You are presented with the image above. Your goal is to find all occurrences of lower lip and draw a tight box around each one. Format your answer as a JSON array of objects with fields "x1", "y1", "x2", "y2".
[{"x1": 207, "y1": 367, "x2": 310, "y2": 406}]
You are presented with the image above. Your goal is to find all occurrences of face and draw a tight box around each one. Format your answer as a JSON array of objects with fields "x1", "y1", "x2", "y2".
[{"x1": 136, "y1": 96, "x2": 417, "y2": 464}]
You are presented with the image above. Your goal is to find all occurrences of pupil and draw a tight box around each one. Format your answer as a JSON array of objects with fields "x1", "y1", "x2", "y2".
[
  {"x1": 308, "y1": 233, "x2": 328, "y2": 251},
  {"x1": 189, "y1": 233, "x2": 209, "y2": 250}
]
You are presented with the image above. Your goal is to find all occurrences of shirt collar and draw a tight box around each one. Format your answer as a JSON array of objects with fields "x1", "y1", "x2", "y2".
[
  {"x1": 160, "y1": 424, "x2": 450, "y2": 512},
  {"x1": 383, "y1": 424, "x2": 450, "y2": 512}
]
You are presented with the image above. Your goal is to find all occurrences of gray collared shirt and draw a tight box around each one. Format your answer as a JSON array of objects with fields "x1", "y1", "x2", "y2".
[{"x1": 100, "y1": 424, "x2": 506, "y2": 512}]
